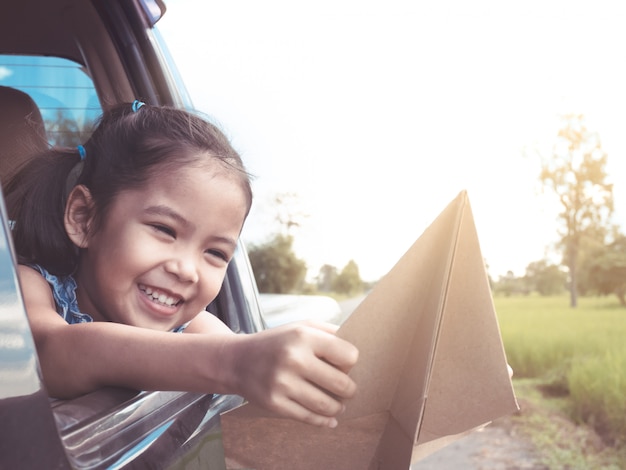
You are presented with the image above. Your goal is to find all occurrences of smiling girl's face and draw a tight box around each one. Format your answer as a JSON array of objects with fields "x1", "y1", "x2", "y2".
[{"x1": 68, "y1": 159, "x2": 249, "y2": 331}]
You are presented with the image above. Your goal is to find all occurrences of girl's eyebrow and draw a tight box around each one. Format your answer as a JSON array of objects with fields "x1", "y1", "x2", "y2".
[
  {"x1": 144, "y1": 205, "x2": 238, "y2": 249},
  {"x1": 144, "y1": 205, "x2": 190, "y2": 228}
]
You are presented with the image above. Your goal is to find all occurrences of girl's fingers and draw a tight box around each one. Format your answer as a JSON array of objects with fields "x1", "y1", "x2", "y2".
[
  {"x1": 306, "y1": 324, "x2": 359, "y2": 374},
  {"x1": 295, "y1": 376, "x2": 346, "y2": 417},
  {"x1": 237, "y1": 321, "x2": 359, "y2": 427},
  {"x1": 270, "y1": 321, "x2": 359, "y2": 374},
  {"x1": 303, "y1": 354, "x2": 357, "y2": 400},
  {"x1": 271, "y1": 383, "x2": 344, "y2": 428},
  {"x1": 281, "y1": 322, "x2": 359, "y2": 398},
  {"x1": 301, "y1": 320, "x2": 339, "y2": 335}
]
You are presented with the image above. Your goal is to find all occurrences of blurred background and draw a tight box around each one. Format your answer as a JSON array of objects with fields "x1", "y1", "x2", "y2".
[
  {"x1": 159, "y1": 0, "x2": 626, "y2": 287},
  {"x1": 159, "y1": 3, "x2": 626, "y2": 466}
]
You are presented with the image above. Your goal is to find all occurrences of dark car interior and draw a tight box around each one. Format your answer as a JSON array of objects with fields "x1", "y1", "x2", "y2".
[{"x1": 0, "y1": 0, "x2": 139, "y2": 98}]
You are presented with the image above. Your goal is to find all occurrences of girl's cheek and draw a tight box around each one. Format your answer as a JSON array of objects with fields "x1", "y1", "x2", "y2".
[
  {"x1": 204, "y1": 268, "x2": 228, "y2": 300},
  {"x1": 210, "y1": 276, "x2": 224, "y2": 299}
]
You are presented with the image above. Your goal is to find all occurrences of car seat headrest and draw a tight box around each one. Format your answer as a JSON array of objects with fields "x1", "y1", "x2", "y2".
[{"x1": 0, "y1": 86, "x2": 48, "y2": 185}]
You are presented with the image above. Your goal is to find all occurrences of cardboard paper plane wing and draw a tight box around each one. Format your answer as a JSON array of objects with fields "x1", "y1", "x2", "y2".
[{"x1": 221, "y1": 190, "x2": 519, "y2": 470}]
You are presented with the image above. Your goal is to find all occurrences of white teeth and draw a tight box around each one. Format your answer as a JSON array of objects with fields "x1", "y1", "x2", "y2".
[{"x1": 139, "y1": 284, "x2": 180, "y2": 307}]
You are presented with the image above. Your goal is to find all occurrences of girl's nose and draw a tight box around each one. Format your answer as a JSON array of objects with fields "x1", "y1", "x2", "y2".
[{"x1": 164, "y1": 257, "x2": 199, "y2": 284}]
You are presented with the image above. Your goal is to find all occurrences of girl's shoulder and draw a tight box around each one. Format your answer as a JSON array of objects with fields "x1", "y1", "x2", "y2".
[
  {"x1": 17, "y1": 264, "x2": 51, "y2": 289},
  {"x1": 22, "y1": 264, "x2": 74, "y2": 297},
  {"x1": 17, "y1": 264, "x2": 57, "y2": 311},
  {"x1": 19, "y1": 264, "x2": 93, "y2": 324},
  {"x1": 26, "y1": 263, "x2": 68, "y2": 284}
]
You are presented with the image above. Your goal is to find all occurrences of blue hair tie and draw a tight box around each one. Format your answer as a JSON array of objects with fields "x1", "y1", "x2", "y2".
[
  {"x1": 131, "y1": 100, "x2": 145, "y2": 113},
  {"x1": 77, "y1": 145, "x2": 86, "y2": 160}
]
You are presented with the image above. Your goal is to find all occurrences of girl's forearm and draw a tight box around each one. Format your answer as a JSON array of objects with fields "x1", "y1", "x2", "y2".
[
  {"x1": 35, "y1": 318, "x2": 358, "y2": 428},
  {"x1": 38, "y1": 321, "x2": 241, "y2": 399}
]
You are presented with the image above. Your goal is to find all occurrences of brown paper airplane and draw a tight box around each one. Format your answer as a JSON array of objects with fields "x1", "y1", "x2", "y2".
[{"x1": 221, "y1": 190, "x2": 519, "y2": 470}]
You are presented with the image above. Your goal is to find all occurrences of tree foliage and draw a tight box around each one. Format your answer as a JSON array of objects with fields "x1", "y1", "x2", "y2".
[
  {"x1": 584, "y1": 234, "x2": 626, "y2": 306},
  {"x1": 247, "y1": 234, "x2": 306, "y2": 294},
  {"x1": 246, "y1": 193, "x2": 311, "y2": 293},
  {"x1": 524, "y1": 260, "x2": 566, "y2": 296},
  {"x1": 493, "y1": 271, "x2": 530, "y2": 297},
  {"x1": 332, "y1": 260, "x2": 363, "y2": 295},
  {"x1": 540, "y1": 114, "x2": 613, "y2": 307},
  {"x1": 316, "y1": 264, "x2": 338, "y2": 293}
]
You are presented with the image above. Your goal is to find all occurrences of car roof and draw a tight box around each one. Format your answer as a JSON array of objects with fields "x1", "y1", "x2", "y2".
[
  {"x1": 0, "y1": 0, "x2": 171, "y2": 107},
  {"x1": 1, "y1": 0, "x2": 99, "y2": 63}
]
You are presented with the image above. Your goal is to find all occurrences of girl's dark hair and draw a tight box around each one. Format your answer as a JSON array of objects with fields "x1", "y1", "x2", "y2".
[{"x1": 4, "y1": 103, "x2": 253, "y2": 276}]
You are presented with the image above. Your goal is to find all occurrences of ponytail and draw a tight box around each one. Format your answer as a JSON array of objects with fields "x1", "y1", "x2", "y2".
[{"x1": 5, "y1": 148, "x2": 83, "y2": 275}]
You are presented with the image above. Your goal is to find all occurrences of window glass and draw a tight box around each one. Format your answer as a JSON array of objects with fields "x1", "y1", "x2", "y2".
[{"x1": 0, "y1": 55, "x2": 101, "y2": 145}]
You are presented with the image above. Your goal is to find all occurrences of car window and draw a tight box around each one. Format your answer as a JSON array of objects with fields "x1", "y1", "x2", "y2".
[{"x1": 0, "y1": 55, "x2": 101, "y2": 145}]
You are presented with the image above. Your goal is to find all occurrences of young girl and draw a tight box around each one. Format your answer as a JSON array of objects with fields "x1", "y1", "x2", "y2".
[{"x1": 4, "y1": 102, "x2": 358, "y2": 429}]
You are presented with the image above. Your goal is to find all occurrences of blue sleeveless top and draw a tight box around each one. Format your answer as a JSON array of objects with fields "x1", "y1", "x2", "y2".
[{"x1": 32, "y1": 265, "x2": 188, "y2": 332}]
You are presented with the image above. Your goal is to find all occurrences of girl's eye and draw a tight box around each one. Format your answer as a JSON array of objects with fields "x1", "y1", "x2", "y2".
[
  {"x1": 206, "y1": 249, "x2": 229, "y2": 262},
  {"x1": 151, "y1": 224, "x2": 176, "y2": 238}
]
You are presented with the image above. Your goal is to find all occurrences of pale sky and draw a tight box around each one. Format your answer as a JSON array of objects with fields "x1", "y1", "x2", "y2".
[{"x1": 159, "y1": 0, "x2": 626, "y2": 281}]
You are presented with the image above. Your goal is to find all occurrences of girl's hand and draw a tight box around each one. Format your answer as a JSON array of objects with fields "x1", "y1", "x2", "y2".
[{"x1": 223, "y1": 321, "x2": 359, "y2": 428}]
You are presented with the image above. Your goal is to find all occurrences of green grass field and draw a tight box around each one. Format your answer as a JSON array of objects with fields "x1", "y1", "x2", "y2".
[{"x1": 495, "y1": 294, "x2": 626, "y2": 448}]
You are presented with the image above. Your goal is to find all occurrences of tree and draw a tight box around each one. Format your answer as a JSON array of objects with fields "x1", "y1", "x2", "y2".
[
  {"x1": 247, "y1": 192, "x2": 311, "y2": 293},
  {"x1": 247, "y1": 234, "x2": 307, "y2": 293},
  {"x1": 524, "y1": 260, "x2": 566, "y2": 296},
  {"x1": 585, "y1": 234, "x2": 626, "y2": 306},
  {"x1": 333, "y1": 260, "x2": 363, "y2": 295},
  {"x1": 317, "y1": 264, "x2": 338, "y2": 293},
  {"x1": 573, "y1": 226, "x2": 608, "y2": 296},
  {"x1": 540, "y1": 114, "x2": 613, "y2": 307},
  {"x1": 494, "y1": 271, "x2": 530, "y2": 297}
]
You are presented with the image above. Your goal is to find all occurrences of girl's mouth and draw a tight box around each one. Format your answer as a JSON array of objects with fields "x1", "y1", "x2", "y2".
[{"x1": 138, "y1": 284, "x2": 183, "y2": 307}]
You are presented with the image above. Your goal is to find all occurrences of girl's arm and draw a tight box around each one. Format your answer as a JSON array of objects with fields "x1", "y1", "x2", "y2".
[
  {"x1": 187, "y1": 311, "x2": 359, "y2": 427},
  {"x1": 19, "y1": 266, "x2": 358, "y2": 428}
]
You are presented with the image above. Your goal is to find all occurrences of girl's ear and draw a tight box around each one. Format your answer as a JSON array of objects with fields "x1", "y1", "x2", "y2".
[{"x1": 64, "y1": 185, "x2": 95, "y2": 249}]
